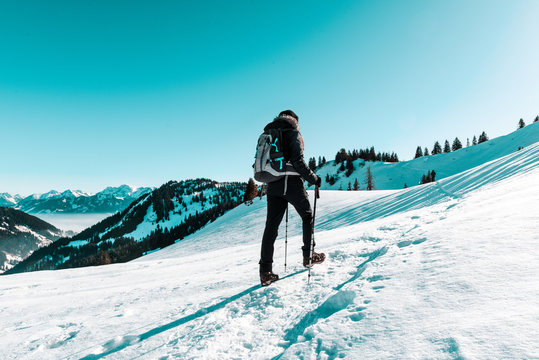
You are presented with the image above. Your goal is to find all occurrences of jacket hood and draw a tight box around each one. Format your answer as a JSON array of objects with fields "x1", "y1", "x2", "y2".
[{"x1": 264, "y1": 116, "x2": 299, "y2": 132}]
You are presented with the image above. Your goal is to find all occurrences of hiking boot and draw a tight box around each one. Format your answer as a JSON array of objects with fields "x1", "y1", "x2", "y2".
[
  {"x1": 303, "y1": 251, "x2": 326, "y2": 268},
  {"x1": 260, "y1": 272, "x2": 279, "y2": 287}
]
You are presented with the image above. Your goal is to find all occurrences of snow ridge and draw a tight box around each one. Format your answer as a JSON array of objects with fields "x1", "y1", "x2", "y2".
[{"x1": 313, "y1": 121, "x2": 539, "y2": 190}]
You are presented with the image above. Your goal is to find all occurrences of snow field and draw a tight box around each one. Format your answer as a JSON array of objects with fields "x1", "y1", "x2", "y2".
[
  {"x1": 312, "y1": 121, "x2": 539, "y2": 191},
  {"x1": 0, "y1": 141, "x2": 538, "y2": 359}
]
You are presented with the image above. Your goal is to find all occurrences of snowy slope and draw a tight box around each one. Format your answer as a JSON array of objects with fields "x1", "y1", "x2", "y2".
[
  {"x1": 1, "y1": 142, "x2": 538, "y2": 359},
  {"x1": 313, "y1": 121, "x2": 539, "y2": 190}
]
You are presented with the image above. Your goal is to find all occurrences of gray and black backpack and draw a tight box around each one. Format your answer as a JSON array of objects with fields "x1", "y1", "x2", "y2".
[{"x1": 253, "y1": 128, "x2": 299, "y2": 183}]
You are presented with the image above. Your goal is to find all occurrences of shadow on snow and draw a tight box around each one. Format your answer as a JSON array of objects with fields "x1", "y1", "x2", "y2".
[{"x1": 78, "y1": 269, "x2": 308, "y2": 359}]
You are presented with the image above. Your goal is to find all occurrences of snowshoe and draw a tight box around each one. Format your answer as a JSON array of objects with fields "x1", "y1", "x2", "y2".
[
  {"x1": 260, "y1": 272, "x2": 279, "y2": 287},
  {"x1": 303, "y1": 251, "x2": 326, "y2": 268}
]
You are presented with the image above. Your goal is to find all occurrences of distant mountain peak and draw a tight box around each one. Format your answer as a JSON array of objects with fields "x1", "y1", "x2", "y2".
[{"x1": 1, "y1": 185, "x2": 154, "y2": 214}]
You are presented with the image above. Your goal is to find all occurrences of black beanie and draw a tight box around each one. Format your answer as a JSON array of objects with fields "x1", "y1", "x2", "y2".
[{"x1": 278, "y1": 110, "x2": 299, "y2": 121}]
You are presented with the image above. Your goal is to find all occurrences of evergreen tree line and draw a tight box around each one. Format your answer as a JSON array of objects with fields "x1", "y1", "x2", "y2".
[
  {"x1": 335, "y1": 147, "x2": 399, "y2": 164},
  {"x1": 6, "y1": 179, "x2": 247, "y2": 274},
  {"x1": 308, "y1": 156, "x2": 327, "y2": 171},
  {"x1": 415, "y1": 115, "x2": 538, "y2": 159},
  {"x1": 415, "y1": 132, "x2": 489, "y2": 159}
]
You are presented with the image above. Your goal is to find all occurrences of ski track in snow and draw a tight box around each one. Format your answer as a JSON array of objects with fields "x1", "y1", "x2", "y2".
[{"x1": 1, "y1": 140, "x2": 539, "y2": 359}]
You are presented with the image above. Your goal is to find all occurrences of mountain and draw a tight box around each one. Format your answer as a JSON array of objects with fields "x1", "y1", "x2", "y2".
[
  {"x1": 313, "y1": 121, "x2": 539, "y2": 190},
  {"x1": 5, "y1": 185, "x2": 153, "y2": 214},
  {"x1": 7, "y1": 179, "x2": 246, "y2": 273},
  {"x1": 0, "y1": 193, "x2": 22, "y2": 207},
  {"x1": 0, "y1": 207, "x2": 64, "y2": 273},
  {"x1": 1, "y1": 134, "x2": 538, "y2": 358}
]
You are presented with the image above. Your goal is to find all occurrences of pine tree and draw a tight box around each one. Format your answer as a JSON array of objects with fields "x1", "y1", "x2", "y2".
[
  {"x1": 432, "y1": 141, "x2": 442, "y2": 155},
  {"x1": 366, "y1": 166, "x2": 374, "y2": 190},
  {"x1": 335, "y1": 148, "x2": 347, "y2": 164},
  {"x1": 404, "y1": 183, "x2": 407, "y2": 188},
  {"x1": 424, "y1": 147, "x2": 429, "y2": 156},
  {"x1": 347, "y1": 182, "x2": 351, "y2": 191},
  {"x1": 534, "y1": 115, "x2": 539, "y2": 123},
  {"x1": 369, "y1": 147, "x2": 376, "y2": 161},
  {"x1": 322, "y1": 156, "x2": 327, "y2": 164},
  {"x1": 338, "y1": 184, "x2": 343, "y2": 191},
  {"x1": 353, "y1": 178, "x2": 359, "y2": 191},
  {"x1": 478, "y1": 131, "x2": 489, "y2": 143},
  {"x1": 415, "y1": 146, "x2": 423, "y2": 158},
  {"x1": 472, "y1": 135, "x2": 477, "y2": 145},
  {"x1": 339, "y1": 162, "x2": 345, "y2": 172},
  {"x1": 308, "y1": 157, "x2": 317, "y2": 170},
  {"x1": 452, "y1": 137, "x2": 462, "y2": 151},
  {"x1": 318, "y1": 156, "x2": 322, "y2": 167},
  {"x1": 518, "y1": 118, "x2": 525, "y2": 129},
  {"x1": 244, "y1": 178, "x2": 258, "y2": 203},
  {"x1": 97, "y1": 250, "x2": 111, "y2": 265},
  {"x1": 443, "y1": 140, "x2": 451, "y2": 153},
  {"x1": 345, "y1": 159, "x2": 354, "y2": 176}
]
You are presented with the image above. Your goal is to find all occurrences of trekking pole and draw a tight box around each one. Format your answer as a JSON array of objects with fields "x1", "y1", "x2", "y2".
[
  {"x1": 284, "y1": 204, "x2": 288, "y2": 273},
  {"x1": 308, "y1": 185, "x2": 320, "y2": 284}
]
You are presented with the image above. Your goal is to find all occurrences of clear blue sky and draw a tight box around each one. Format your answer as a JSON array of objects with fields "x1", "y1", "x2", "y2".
[{"x1": 1, "y1": 0, "x2": 538, "y2": 195}]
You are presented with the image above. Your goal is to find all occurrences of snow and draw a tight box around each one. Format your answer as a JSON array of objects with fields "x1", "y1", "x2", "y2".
[
  {"x1": 116, "y1": 188, "x2": 223, "y2": 242},
  {"x1": 66, "y1": 240, "x2": 90, "y2": 248},
  {"x1": 2, "y1": 185, "x2": 153, "y2": 215},
  {"x1": 12, "y1": 225, "x2": 52, "y2": 247},
  {"x1": 99, "y1": 185, "x2": 152, "y2": 198},
  {"x1": 1, "y1": 138, "x2": 538, "y2": 359},
  {"x1": 313, "y1": 121, "x2": 539, "y2": 190},
  {"x1": 0, "y1": 193, "x2": 21, "y2": 206}
]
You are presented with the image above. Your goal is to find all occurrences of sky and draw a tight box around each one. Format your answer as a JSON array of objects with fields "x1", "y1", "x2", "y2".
[{"x1": 1, "y1": 0, "x2": 539, "y2": 195}]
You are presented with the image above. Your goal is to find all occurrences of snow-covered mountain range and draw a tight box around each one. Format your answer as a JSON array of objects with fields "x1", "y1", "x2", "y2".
[
  {"x1": 0, "y1": 193, "x2": 22, "y2": 207},
  {"x1": 1, "y1": 124, "x2": 538, "y2": 358},
  {"x1": 0, "y1": 207, "x2": 64, "y2": 273},
  {"x1": 1, "y1": 185, "x2": 153, "y2": 214}
]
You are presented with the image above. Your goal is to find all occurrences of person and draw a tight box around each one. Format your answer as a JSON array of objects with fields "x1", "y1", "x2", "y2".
[{"x1": 259, "y1": 110, "x2": 325, "y2": 286}]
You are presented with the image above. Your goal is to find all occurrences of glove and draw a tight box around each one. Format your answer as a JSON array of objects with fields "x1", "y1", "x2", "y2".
[{"x1": 315, "y1": 176, "x2": 322, "y2": 187}]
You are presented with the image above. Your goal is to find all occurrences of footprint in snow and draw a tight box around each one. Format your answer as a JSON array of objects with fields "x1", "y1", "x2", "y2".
[
  {"x1": 398, "y1": 237, "x2": 427, "y2": 248},
  {"x1": 367, "y1": 275, "x2": 389, "y2": 282},
  {"x1": 48, "y1": 330, "x2": 79, "y2": 349}
]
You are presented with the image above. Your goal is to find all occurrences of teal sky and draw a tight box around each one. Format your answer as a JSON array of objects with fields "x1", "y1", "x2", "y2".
[{"x1": 1, "y1": 0, "x2": 539, "y2": 195}]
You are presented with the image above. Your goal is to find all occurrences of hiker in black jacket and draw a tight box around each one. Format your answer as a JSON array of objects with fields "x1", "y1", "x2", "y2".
[{"x1": 260, "y1": 110, "x2": 325, "y2": 286}]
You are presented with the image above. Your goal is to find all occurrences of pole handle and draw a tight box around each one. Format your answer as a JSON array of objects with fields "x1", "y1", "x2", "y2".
[{"x1": 315, "y1": 185, "x2": 320, "y2": 199}]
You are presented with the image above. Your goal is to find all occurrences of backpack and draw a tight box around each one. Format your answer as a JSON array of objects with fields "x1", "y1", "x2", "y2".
[{"x1": 253, "y1": 128, "x2": 299, "y2": 183}]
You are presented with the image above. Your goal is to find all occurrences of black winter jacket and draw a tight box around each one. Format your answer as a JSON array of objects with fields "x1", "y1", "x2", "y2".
[{"x1": 263, "y1": 116, "x2": 318, "y2": 186}]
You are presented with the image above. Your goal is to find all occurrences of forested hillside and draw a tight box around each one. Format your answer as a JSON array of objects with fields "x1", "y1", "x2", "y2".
[{"x1": 6, "y1": 179, "x2": 245, "y2": 273}]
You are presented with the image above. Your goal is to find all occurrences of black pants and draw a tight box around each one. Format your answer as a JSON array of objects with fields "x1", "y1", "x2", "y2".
[{"x1": 259, "y1": 176, "x2": 314, "y2": 273}]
